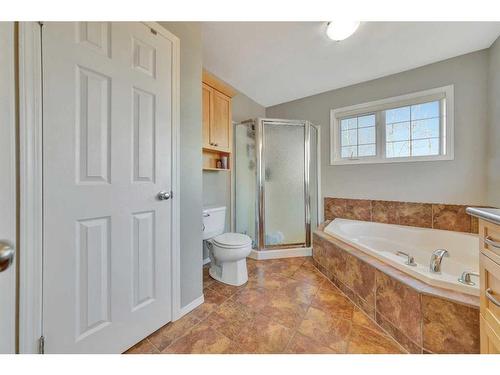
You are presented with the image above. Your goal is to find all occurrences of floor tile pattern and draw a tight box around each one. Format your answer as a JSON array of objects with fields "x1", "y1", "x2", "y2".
[{"x1": 125, "y1": 257, "x2": 406, "y2": 354}]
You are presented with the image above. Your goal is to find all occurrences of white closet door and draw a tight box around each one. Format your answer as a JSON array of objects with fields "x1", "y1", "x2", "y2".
[
  {"x1": 0, "y1": 21, "x2": 17, "y2": 354},
  {"x1": 42, "y1": 22, "x2": 174, "y2": 353}
]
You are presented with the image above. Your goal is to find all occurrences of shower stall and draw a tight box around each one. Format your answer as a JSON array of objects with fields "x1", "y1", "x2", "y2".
[{"x1": 234, "y1": 118, "x2": 320, "y2": 254}]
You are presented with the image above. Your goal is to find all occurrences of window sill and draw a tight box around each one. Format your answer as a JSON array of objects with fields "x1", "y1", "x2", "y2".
[{"x1": 330, "y1": 154, "x2": 454, "y2": 166}]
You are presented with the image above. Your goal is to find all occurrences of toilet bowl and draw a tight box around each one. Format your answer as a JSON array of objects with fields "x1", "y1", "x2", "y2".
[{"x1": 203, "y1": 207, "x2": 252, "y2": 286}]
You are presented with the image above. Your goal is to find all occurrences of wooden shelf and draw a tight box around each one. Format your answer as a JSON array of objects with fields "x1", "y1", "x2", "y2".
[
  {"x1": 202, "y1": 149, "x2": 231, "y2": 171},
  {"x1": 202, "y1": 146, "x2": 230, "y2": 154},
  {"x1": 203, "y1": 167, "x2": 230, "y2": 172}
]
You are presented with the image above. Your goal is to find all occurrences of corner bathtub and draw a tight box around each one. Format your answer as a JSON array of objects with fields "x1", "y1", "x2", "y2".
[{"x1": 324, "y1": 218, "x2": 480, "y2": 296}]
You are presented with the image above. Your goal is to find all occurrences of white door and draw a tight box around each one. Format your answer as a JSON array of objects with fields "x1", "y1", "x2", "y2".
[
  {"x1": 42, "y1": 22, "x2": 174, "y2": 353},
  {"x1": 0, "y1": 22, "x2": 17, "y2": 354}
]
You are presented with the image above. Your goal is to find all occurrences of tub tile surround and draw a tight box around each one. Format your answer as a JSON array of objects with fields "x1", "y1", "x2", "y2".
[
  {"x1": 325, "y1": 197, "x2": 480, "y2": 233},
  {"x1": 421, "y1": 295, "x2": 480, "y2": 354},
  {"x1": 375, "y1": 271, "x2": 422, "y2": 345},
  {"x1": 126, "y1": 257, "x2": 405, "y2": 354},
  {"x1": 313, "y1": 226, "x2": 480, "y2": 354}
]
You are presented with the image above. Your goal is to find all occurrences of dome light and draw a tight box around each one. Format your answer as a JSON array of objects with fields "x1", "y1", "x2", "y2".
[{"x1": 326, "y1": 21, "x2": 360, "y2": 41}]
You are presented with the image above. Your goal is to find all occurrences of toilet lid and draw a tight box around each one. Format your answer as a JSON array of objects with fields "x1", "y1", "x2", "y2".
[{"x1": 213, "y1": 233, "x2": 252, "y2": 248}]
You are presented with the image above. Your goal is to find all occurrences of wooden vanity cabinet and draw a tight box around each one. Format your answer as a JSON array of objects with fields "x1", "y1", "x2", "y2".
[{"x1": 479, "y1": 219, "x2": 500, "y2": 353}]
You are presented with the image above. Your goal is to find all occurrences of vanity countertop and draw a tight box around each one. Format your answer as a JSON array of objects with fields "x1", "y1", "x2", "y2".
[{"x1": 466, "y1": 207, "x2": 500, "y2": 225}]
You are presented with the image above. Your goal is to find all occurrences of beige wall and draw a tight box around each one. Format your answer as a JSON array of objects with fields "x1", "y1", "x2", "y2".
[
  {"x1": 159, "y1": 22, "x2": 203, "y2": 308},
  {"x1": 267, "y1": 50, "x2": 490, "y2": 206},
  {"x1": 487, "y1": 37, "x2": 500, "y2": 207}
]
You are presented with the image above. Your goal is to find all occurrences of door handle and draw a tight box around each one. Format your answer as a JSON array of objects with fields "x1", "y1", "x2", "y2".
[
  {"x1": 157, "y1": 191, "x2": 171, "y2": 201},
  {"x1": 485, "y1": 236, "x2": 500, "y2": 249},
  {"x1": 486, "y1": 288, "x2": 500, "y2": 307},
  {"x1": 0, "y1": 240, "x2": 15, "y2": 272}
]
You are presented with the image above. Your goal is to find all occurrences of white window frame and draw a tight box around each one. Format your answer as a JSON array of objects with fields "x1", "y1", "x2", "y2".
[{"x1": 330, "y1": 85, "x2": 454, "y2": 165}]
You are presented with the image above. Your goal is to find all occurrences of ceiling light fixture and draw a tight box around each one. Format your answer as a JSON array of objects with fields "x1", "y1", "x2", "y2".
[{"x1": 326, "y1": 21, "x2": 360, "y2": 41}]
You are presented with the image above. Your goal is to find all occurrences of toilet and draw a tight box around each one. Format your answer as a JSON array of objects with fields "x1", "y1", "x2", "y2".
[{"x1": 202, "y1": 206, "x2": 252, "y2": 286}]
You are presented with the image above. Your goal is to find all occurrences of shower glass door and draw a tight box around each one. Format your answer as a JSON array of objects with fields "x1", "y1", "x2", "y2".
[
  {"x1": 234, "y1": 122, "x2": 257, "y2": 247},
  {"x1": 260, "y1": 120, "x2": 306, "y2": 248}
]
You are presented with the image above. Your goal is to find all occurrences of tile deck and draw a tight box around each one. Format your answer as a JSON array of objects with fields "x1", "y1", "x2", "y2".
[{"x1": 125, "y1": 257, "x2": 406, "y2": 354}]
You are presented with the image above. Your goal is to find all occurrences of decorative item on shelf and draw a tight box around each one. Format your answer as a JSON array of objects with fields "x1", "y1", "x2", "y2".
[
  {"x1": 221, "y1": 156, "x2": 228, "y2": 169},
  {"x1": 216, "y1": 160, "x2": 223, "y2": 169}
]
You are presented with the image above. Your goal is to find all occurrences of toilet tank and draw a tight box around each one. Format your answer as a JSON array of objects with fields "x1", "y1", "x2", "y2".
[{"x1": 202, "y1": 206, "x2": 226, "y2": 240}]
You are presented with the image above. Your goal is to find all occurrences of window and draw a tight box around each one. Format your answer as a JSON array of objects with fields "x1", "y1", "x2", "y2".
[
  {"x1": 340, "y1": 114, "x2": 376, "y2": 159},
  {"x1": 330, "y1": 85, "x2": 454, "y2": 165}
]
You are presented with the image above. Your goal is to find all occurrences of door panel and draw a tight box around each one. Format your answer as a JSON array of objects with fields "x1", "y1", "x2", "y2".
[
  {"x1": 0, "y1": 21, "x2": 16, "y2": 354},
  {"x1": 42, "y1": 22, "x2": 173, "y2": 353},
  {"x1": 262, "y1": 121, "x2": 306, "y2": 247},
  {"x1": 212, "y1": 90, "x2": 231, "y2": 150},
  {"x1": 202, "y1": 84, "x2": 211, "y2": 148}
]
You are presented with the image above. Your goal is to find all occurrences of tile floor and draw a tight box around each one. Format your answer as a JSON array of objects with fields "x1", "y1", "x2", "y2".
[{"x1": 125, "y1": 257, "x2": 406, "y2": 354}]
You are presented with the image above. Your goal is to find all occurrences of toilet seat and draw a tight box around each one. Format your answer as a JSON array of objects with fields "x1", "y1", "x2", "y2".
[{"x1": 212, "y1": 233, "x2": 252, "y2": 249}]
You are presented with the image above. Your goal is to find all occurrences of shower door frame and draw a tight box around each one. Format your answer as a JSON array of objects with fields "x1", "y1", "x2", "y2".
[{"x1": 255, "y1": 118, "x2": 320, "y2": 251}]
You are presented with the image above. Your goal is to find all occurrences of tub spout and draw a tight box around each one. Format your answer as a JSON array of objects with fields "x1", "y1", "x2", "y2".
[{"x1": 429, "y1": 249, "x2": 449, "y2": 274}]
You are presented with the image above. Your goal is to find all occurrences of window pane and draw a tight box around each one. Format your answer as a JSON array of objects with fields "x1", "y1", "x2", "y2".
[
  {"x1": 386, "y1": 141, "x2": 410, "y2": 158},
  {"x1": 341, "y1": 118, "x2": 357, "y2": 130},
  {"x1": 358, "y1": 144, "x2": 376, "y2": 157},
  {"x1": 386, "y1": 106, "x2": 410, "y2": 123},
  {"x1": 358, "y1": 114, "x2": 375, "y2": 128},
  {"x1": 341, "y1": 129, "x2": 358, "y2": 146},
  {"x1": 386, "y1": 122, "x2": 410, "y2": 142},
  {"x1": 412, "y1": 138, "x2": 440, "y2": 156},
  {"x1": 358, "y1": 126, "x2": 375, "y2": 144},
  {"x1": 412, "y1": 118, "x2": 439, "y2": 140},
  {"x1": 411, "y1": 101, "x2": 439, "y2": 120},
  {"x1": 341, "y1": 146, "x2": 357, "y2": 158}
]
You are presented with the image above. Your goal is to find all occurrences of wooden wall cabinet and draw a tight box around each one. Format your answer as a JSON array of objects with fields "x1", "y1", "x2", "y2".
[
  {"x1": 202, "y1": 70, "x2": 235, "y2": 171},
  {"x1": 479, "y1": 219, "x2": 500, "y2": 353}
]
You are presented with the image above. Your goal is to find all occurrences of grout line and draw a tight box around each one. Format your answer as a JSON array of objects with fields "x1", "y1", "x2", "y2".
[
  {"x1": 282, "y1": 329, "x2": 298, "y2": 354},
  {"x1": 145, "y1": 338, "x2": 161, "y2": 354}
]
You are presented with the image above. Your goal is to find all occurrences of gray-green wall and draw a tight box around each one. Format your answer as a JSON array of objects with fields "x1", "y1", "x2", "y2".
[
  {"x1": 159, "y1": 22, "x2": 203, "y2": 308},
  {"x1": 267, "y1": 50, "x2": 490, "y2": 206},
  {"x1": 488, "y1": 37, "x2": 500, "y2": 207}
]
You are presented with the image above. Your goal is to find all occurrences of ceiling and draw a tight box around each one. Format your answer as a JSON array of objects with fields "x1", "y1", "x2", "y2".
[{"x1": 202, "y1": 22, "x2": 500, "y2": 107}]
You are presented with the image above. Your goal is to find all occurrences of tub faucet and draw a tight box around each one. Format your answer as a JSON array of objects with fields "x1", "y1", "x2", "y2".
[
  {"x1": 458, "y1": 271, "x2": 479, "y2": 286},
  {"x1": 429, "y1": 249, "x2": 449, "y2": 274},
  {"x1": 396, "y1": 251, "x2": 417, "y2": 266}
]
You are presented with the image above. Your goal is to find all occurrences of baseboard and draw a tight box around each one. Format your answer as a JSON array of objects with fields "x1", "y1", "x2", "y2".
[
  {"x1": 203, "y1": 257, "x2": 211, "y2": 265},
  {"x1": 248, "y1": 247, "x2": 312, "y2": 260},
  {"x1": 176, "y1": 294, "x2": 204, "y2": 320}
]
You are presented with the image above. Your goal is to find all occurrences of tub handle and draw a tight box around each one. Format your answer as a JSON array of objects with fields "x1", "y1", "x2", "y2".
[
  {"x1": 486, "y1": 288, "x2": 500, "y2": 307},
  {"x1": 484, "y1": 236, "x2": 500, "y2": 249},
  {"x1": 396, "y1": 251, "x2": 417, "y2": 267},
  {"x1": 458, "y1": 271, "x2": 479, "y2": 286}
]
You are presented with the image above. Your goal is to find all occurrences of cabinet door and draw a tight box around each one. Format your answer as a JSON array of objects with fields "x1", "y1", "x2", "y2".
[
  {"x1": 480, "y1": 253, "x2": 500, "y2": 341},
  {"x1": 481, "y1": 314, "x2": 500, "y2": 353},
  {"x1": 211, "y1": 90, "x2": 231, "y2": 151},
  {"x1": 202, "y1": 83, "x2": 212, "y2": 148}
]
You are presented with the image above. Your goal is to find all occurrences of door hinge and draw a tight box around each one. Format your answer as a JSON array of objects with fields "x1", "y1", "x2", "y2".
[{"x1": 38, "y1": 335, "x2": 45, "y2": 354}]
